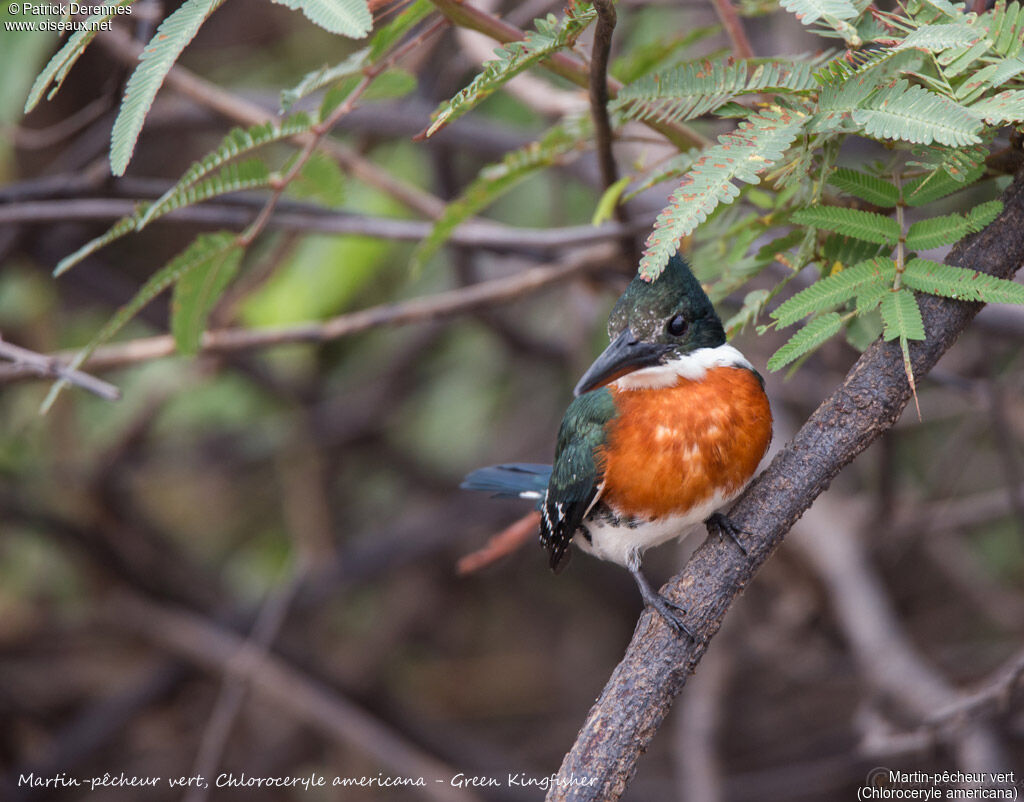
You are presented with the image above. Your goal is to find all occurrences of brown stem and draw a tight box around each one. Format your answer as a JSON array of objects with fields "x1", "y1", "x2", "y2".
[
  {"x1": 709, "y1": 0, "x2": 754, "y2": 59},
  {"x1": 0, "y1": 245, "x2": 619, "y2": 383}
]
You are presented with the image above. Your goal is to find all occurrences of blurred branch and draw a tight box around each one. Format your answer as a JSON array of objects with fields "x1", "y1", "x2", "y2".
[
  {"x1": 862, "y1": 645, "x2": 1024, "y2": 757},
  {"x1": 0, "y1": 198, "x2": 652, "y2": 252},
  {"x1": 0, "y1": 336, "x2": 121, "y2": 401},
  {"x1": 0, "y1": 245, "x2": 619, "y2": 383},
  {"x1": 790, "y1": 492, "x2": 1007, "y2": 769},
  {"x1": 546, "y1": 170, "x2": 1024, "y2": 801},
  {"x1": 112, "y1": 593, "x2": 483, "y2": 802},
  {"x1": 588, "y1": 0, "x2": 635, "y2": 264},
  {"x1": 709, "y1": 0, "x2": 754, "y2": 59},
  {"x1": 457, "y1": 511, "x2": 540, "y2": 575}
]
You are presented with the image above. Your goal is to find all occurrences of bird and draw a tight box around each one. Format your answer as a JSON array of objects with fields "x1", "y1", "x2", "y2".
[{"x1": 461, "y1": 254, "x2": 772, "y2": 636}]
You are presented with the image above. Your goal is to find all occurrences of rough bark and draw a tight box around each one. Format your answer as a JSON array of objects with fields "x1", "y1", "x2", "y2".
[{"x1": 547, "y1": 169, "x2": 1024, "y2": 801}]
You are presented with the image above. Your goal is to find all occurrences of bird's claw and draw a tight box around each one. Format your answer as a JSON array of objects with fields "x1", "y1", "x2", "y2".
[
  {"x1": 705, "y1": 512, "x2": 749, "y2": 555},
  {"x1": 647, "y1": 593, "x2": 694, "y2": 639}
]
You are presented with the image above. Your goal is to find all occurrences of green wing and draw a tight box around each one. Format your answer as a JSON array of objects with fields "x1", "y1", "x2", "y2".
[{"x1": 541, "y1": 388, "x2": 618, "y2": 571}]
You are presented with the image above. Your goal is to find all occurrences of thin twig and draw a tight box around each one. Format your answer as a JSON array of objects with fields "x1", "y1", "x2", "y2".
[
  {"x1": 588, "y1": 0, "x2": 635, "y2": 265},
  {"x1": 457, "y1": 511, "x2": 540, "y2": 574},
  {"x1": 0, "y1": 245, "x2": 618, "y2": 383},
  {"x1": 0, "y1": 336, "x2": 121, "y2": 400},
  {"x1": 0, "y1": 198, "x2": 652, "y2": 251},
  {"x1": 709, "y1": 0, "x2": 754, "y2": 59}
]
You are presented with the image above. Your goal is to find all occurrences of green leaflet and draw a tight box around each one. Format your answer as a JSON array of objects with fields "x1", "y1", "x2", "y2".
[
  {"x1": 288, "y1": 150, "x2": 345, "y2": 207},
  {"x1": 639, "y1": 107, "x2": 806, "y2": 280},
  {"x1": 852, "y1": 80, "x2": 983, "y2": 147},
  {"x1": 895, "y1": 23, "x2": 980, "y2": 53},
  {"x1": 612, "y1": 59, "x2": 817, "y2": 125},
  {"x1": 54, "y1": 214, "x2": 143, "y2": 277},
  {"x1": 767, "y1": 312, "x2": 843, "y2": 371},
  {"x1": 791, "y1": 206, "x2": 900, "y2": 245},
  {"x1": 268, "y1": 0, "x2": 371, "y2": 37},
  {"x1": 171, "y1": 239, "x2": 244, "y2": 355},
  {"x1": 110, "y1": 0, "x2": 228, "y2": 176},
  {"x1": 771, "y1": 257, "x2": 895, "y2": 327},
  {"x1": 880, "y1": 288, "x2": 926, "y2": 341},
  {"x1": 779, "y1": 0, "x2": 858, "y2": 25},
  {"x1": 140, "y1": 113, "x2": 314, "y2": 229},
  {"x1": 412, "y1": 119, "x2": 590, "y2": 269},
  {"x1": 827, "y1": 167, "x2": 899, "y2": 206},
  {"x1": 42, "y1": 232, "x2": 243, "y2": 412},
  {"x1": 969, "y1": 89, "x2": 1024, "y2": 124},
  {"x1": 280, "y1": 48, "x2": 371, "y2": 112},
  {"x1": 592, "y1": 176, "x2": 631, "y2": 226},
  {"x1": 24, "y1": 0, "x2": 136, "y2": 113},
  {"x1": 902, "y1": 257, "x2": 1024, "y2": 304},
  {"x1": 424, "y1": 6, "x2": 597, "y2": 137},
  {"x1": 904, "y1": 213, "x2": 971, "y2": 250}
]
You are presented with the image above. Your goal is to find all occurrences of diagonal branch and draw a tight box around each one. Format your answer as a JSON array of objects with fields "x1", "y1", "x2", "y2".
[
  {"x1": 0, "y1": 336, "x2": 121, "y2": 401},
  {"x1": 0, "y1": 245, "x2": 619, "y2": 384},
  {"x1": 547, "y1": 171, "x2": 1024, "y2": 801}
]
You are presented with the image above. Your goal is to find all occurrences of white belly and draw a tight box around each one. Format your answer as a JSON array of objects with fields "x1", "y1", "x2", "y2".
[{"x1": 573, "y1": 486, "x2": 741, "y2": 567}]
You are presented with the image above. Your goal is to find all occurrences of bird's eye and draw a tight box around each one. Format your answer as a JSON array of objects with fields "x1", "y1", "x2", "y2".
[{"x1": 666, "y1": 315, "x2": 688, "y2": 337}]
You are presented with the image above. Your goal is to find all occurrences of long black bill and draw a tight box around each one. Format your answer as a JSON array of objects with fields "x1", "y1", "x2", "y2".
[{"x1": 573, "y1": 328, "x2": 672, "y2": 397}]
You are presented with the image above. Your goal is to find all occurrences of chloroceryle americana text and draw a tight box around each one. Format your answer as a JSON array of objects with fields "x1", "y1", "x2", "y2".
[{"x1": 462, "y1": 254, "x2": 773, "y2": 636}]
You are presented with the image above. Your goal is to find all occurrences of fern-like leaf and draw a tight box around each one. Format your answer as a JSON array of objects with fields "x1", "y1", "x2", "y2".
[
  {"x1": 139, "y1": 113, "x2": 314, "y2": 228},
  {"x1": 288, "y1": 150, "x2": 346, "y2": 207},
  {"x1": 779, "y1": 0, "x2": 858, "y2": 25},
  {"x1": 268, "y1": 0, "x2": 371, "y2": 37},
  {"x1": 902, "y1": 257, "x2": 1024, "y2": 304},
  {"x1": 895, "y1": 23, "x2": 980, "y2": 52},
  {"x1": 771, "y1": 257, "x2": 894, "y2": 326},
  {"x1": 984, "y1": 0, "x2": 1024, "y2": 59},
  {"x1": 852, "y1": 80, "x2": 982, "y2": 147},
  {"x1": 904, "y1": 143, "x2": 987, "y2": 205},
  {"x1": 43, "y1": 232, "x2": 242, "y2": 412},
  {"x1": 880, "y1": 287, "x2": 926, "y2": 341},
  {"x1": 827, "y1": 167, "x2": 898, "y2": 206},
  {"x1": 791, "y1": 206, "x2": 900, "y2": 244},
  {"x1": 110, "y1": 0, "x2": 228, "y2": 176},
  {"x1": 767, "y1": 312, "x2": 843, "y2": 371},
  {"x1": 613, "y1": 59, "x2": 816, "y2": 125},
  {"x1": 969, "y1": 89, "x2": 1024, "y2": 123},
  {"x1": 25, "y1": 1, "x2": 136, "y2": 112},
  {"x1": 171, "y1": 239, "x2": 244, "y2": 354},
  {"x1": 280, "y1": 49, "x2": 370, "y2": 112},
  {"x1": 53, "y1": 213, "x2": 144, "y2": 277},
  {"x1": 904, "y1": 214, "x2": 971, "y2": 250},
  {"x1": 425, "y1": 6, "x2": 597, "y2": 137},
  {"x1": 639, "y1": 107, "x2": 806, "y2": 279}
]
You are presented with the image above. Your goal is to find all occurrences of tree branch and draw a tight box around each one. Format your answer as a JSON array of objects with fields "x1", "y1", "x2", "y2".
[
  {"x1": 547, "y1": 170, "x2": 1024, "y2": 801},
  {"x1": 0, "y1": 198, "x2": 651, "y2": 252},
  {"x1": 0, "y1": 336, "x2": 121, "y2": 401},
  {"x1": 0, "y1": 245, "x2": 619, "y2": 383},
  {"x1": 709, "y1": 0, "x2": 754, "y2": 59}
]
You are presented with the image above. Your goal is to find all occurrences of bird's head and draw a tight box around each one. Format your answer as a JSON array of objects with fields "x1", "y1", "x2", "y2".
[{"x1": 573, "y1": 254, "x2": 725, "y2": 396}]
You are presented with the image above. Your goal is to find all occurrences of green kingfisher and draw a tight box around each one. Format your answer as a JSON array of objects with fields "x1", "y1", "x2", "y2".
[{"x1": 462, "y1": 254, "x2": 773, "y2": 635}]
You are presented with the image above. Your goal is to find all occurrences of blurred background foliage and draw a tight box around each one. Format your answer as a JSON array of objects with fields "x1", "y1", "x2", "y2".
[{"x1": 1, "y1": 0, "x2": 1023, "y2": 800}]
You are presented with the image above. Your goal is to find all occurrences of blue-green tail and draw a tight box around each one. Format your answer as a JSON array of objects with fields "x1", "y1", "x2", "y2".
[{"x1": 460, "y1": 463, "x2": 551, "y2": 507}]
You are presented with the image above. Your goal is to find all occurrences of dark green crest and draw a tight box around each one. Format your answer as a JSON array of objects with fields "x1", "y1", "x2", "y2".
[{"x1": 607, "y1": 254, "x2": 725, "y2": 351}]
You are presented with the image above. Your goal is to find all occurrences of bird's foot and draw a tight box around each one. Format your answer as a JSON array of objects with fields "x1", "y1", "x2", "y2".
[
  {"x1": 705, "y1": 512, "x2": 749, "y2": 555},
  {"x1": 627, "y1": 550, "x2": 693, "y2": 639},
  {"x1": 644, "y1": 591, "x2": 694, "y2": 639}
]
